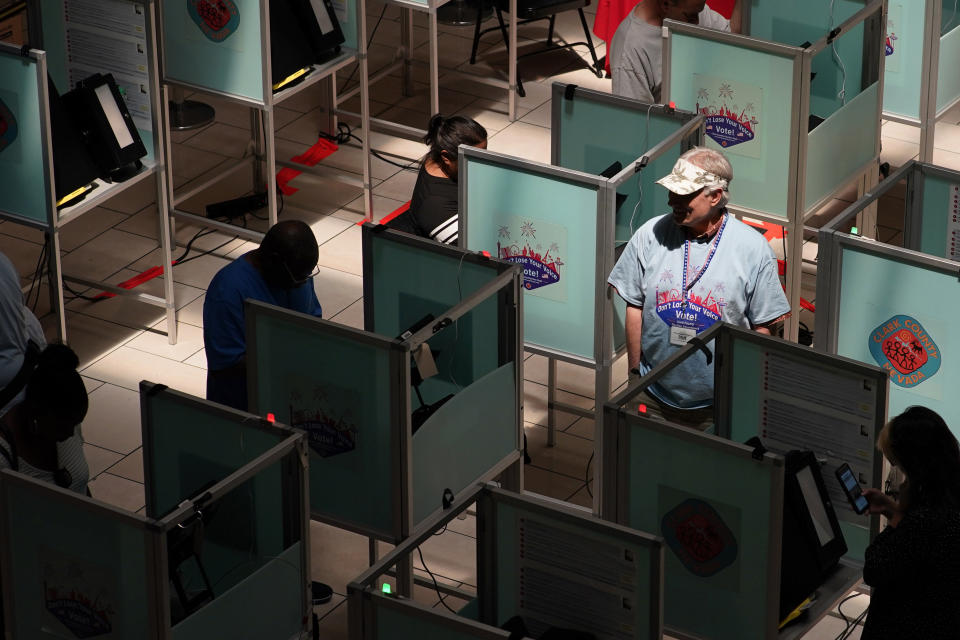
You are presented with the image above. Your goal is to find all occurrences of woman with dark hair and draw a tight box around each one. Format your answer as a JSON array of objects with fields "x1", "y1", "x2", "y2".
[
  {"x1": 387, "y1": 113, "x2": 487, "y2": 245},
  {"x1": 0, "y1": 343, "x2": 90, "y2": 493},
  {"x1": 860, "y1": 406, "x2": 960, "y2": 638}
]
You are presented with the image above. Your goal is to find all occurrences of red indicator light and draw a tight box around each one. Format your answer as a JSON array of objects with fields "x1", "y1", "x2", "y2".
[
  {"x1": 668, "y1": 101, "x2": 676, "y2": 109},
  {"x1": 638, "y1": 404, "x2": 647, "y2": 414},
  {"x1": 481, "y1": 250, "x2": 491, "y2": 257},
  {"x1": 266, "y1": 413, "x2": 276, "y2": 423}
]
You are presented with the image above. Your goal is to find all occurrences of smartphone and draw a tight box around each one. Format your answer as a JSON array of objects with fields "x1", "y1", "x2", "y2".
[{"x1": 835, "y1": 463, "x2": 870, "y2": 515}]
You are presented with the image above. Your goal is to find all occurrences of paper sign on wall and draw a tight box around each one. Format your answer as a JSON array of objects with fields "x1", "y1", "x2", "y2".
[
  {"x1": 497, "y1": 216, "x2": 568, "y2": 303},
  {"x1": 694, "y1": 74, "x2": 762, "y2": 160},
  {"x1": 41, "y1": 546, "x2": 119, "y2": 638},
  {"x1": 886, "y1": 3, "x2": 901, "y2": 73},
  {"x1": 288, "y1": 381, "x2": 359, "y2": 459},
  {"x1": 947, "y1": 184, "x2": 960, "y2": 261}
]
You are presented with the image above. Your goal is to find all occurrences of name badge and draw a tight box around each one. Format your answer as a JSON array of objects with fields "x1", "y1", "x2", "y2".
[{"x1": 670, "y1": 325, "x2": 697, "y2": 346}]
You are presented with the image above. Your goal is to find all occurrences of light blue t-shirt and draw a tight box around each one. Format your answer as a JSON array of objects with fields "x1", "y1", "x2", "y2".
[{"x1": 608, "y1": 212, "x2": 790, "y2": 408}]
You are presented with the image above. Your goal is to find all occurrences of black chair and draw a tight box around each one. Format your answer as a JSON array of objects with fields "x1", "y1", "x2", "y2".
[{"x1": 469, "y1": 0, "x2": 603, "y2": 97}]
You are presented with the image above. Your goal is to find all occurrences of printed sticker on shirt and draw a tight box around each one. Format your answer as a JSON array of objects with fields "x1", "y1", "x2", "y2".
[
  {"x1": 288, "y1": 383, "x2": 359, "y2": 458},
  {"x1": 41, "y1": 546, "x2": 119, "y2": 638},
  {"x1": 187, "y1": 0, "x2": 240, "y2": 43},
  {"x1": 0, "y1": 91, "x2": 20, "y2": 162},
  {"x1": 868, "y1": 314, "x2": 941, "y2": 388},
  {"x1": 886, "y1": 4, "x2": 900, "y2": 71},
  {"x1": 694, "y1": 74, "x2": 762, "y2": 160},
  {"x1": 659, "y1": 486, "x2": 739, "y2": 587},
  {"x1": 497, "y1": 216, "x2": 567, "y2": 303},
  {"x1": 654, "y1": 271, "x2": 724, "y2": 334}
]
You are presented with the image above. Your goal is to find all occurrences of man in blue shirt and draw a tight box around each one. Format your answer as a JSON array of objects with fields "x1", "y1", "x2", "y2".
[
  {"x1": 608, "y1": 147, "x2": 790, "y2": 429},
  {"x1": 203, "y1": 220, "x2": 323, "y2": 411}
]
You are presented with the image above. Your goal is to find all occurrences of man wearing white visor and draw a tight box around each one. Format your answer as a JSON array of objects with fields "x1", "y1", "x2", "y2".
[{"x1": 608, "y1": 147, "x2": 790, "y2": 429}]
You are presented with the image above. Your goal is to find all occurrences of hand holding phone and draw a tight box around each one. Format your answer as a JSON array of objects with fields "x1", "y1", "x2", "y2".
[{"x1": 835, "y1": 463, "x2": 870, "y2": 515}]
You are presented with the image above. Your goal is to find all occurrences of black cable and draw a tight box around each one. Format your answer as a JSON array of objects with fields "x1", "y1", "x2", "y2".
[
  {"x1": 584, "y1": 451, "x2": 594, "y2": 498},
  {"x1": 339, "y1": 4, "x2": 389, "y2": 97},
  {"x1": 416, "y1": 546, "x2": 458, "y2": 615},
  {"x1": 321, "y1": 122, "x2": 419, "y2": 172},
  {"x1": 834, "y1": 593, "x2": 868, "y2": 640},
  {"x1": 28, "y1": 241, "x2": 47, "y2": 312},
  {"x1": 174, "y1": 228, "x2": 218, "y2": 264},
  {"x1": 62, "y1": 281, "x2": 100, "y2": 302}
]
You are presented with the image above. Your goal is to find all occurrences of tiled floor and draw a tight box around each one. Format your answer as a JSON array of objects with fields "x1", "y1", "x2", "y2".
[{"x1": 8, "y1": 2, "x2": 960, "y2": 636}]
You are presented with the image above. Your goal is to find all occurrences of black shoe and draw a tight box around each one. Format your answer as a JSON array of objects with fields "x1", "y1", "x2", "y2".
[{"x1": 311, "y1": 581, "x2": 333, "y2": 605}]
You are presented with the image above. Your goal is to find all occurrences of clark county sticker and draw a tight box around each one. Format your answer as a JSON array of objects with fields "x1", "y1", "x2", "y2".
[
  {"x1": 188, "y1": 0, "x2": 240, "y2": 42},
  {"x1": 0, "y1": 97, "x2": 17, "y2": 154},
  {"x1": 868, "y1": 315, "x2": 940, "y2": 388},
  {"x1": 45, "y1": 585, "x2": 113, "y2": 637},
  {"x1": 661, "y1": 498, "x2": 738, "y2": 577}
]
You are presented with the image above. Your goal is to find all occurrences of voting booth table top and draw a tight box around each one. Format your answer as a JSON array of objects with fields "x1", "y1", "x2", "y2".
[
  {"x1": 247, "y1": 227, "x2": 524, "y2": 556},
  {"x1": 600, "y1": 323, "x2": 887, "y2": 640},
  {"x1": 0, "y1": 382, "x2": 310, "y2": 639},
  {"x1": 819, "y1": 159, "x2": 960, "y2": 261},
  {"x1": 159, "y1": 0, "x2": 373, "y2": 228},
  {"x1": 662, "y1": 0, "x2": 885, "y2": 341},
  {"x1": 816, "y1": 225, "x2": 960, "y2": 447},
  {"x1": 0, "y1": 0, "x2": 177, "y2": 343},
  {"x1": 347, "y1": 483, "x2": 665, "y2": 640},
  {"x1": 882, "y1": 0, "x2": 960, "y2": 161},
  {"x1": 461, "y1": 89, "x2": 704, "y2": 510}
]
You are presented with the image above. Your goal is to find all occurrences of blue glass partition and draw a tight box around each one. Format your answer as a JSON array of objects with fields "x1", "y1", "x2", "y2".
[
  {"x1": 666, "y1": 31, "x2": 797, "y2": 218},
  {"x1": 621, "y1": 417, "x2": 781, "y2": 640},
  {"x1": 363, "y1": 227, "x2": 506, "y2": 401},
  {"x1": 0, "y1": 471, "x2": 156, "y2": 638},
  {"x1": 461, "y1": 153, "x2": 603, "y2": 360},
  {"x1": 486, "y1": 493, "x2": 662, "y2": 640},
  {"x1": 831, "y1": 241, "x2": 960, "y2": 444},
  {"x1": 413, "y1": 362, "x2": 517, "y2": 523},
  {"x1": 748, "y1": 0, "x2": 866, "y2": 118},
  {"x1": 551, "y1": 87, "x2": 696, "y2": 243},
  {"x1": 141, "y1": 382, "x2": 291, "y2": 518},
  {"x1": 720, "y1": 333, "x2": 883, "y2": 563},
  {"x1": 918, "y1": 168, "x2": 957, "y2": 257},
  {"x1": 805, "y1": 82, "x2": 880, "y2": 211},
  {"x1": 247, "y1": 301, "x2": 401, "y2": 540},
  {"x1": 0, "y1": 47, "x2": 52, "y2": 225},
  {"x1": 937, "y1": 22, "x2": 960, "y2": 112},
  {"x1": 883, "y1": 0, "x2": 928, "y2": 119},
  {"x1": 162, "y1": 0, "x2": 266, "y2": 102},
  {"x1": 169, "y1": 449, "x2": 305, "y2": 638}
]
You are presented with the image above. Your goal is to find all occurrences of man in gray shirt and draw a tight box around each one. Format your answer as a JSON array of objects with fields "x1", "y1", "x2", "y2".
[{"x1": 610, "y1": 0, "x2": 741, "y2": 103}]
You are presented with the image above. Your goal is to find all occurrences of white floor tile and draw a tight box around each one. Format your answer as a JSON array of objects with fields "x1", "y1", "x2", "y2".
[
  {"x1": 82, "y1": 346, "x2": 207, "y2": 396},
  {"x1": 81, "y1": 383, "x2": 143, "y2": 455},
  {"x1": 89, "y1": 472, "x2": 145, "y2": 513}
]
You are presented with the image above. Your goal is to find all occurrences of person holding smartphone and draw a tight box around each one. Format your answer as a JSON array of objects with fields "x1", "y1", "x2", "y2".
[{"x1": 860, "y1": 406, "x2": 960, "y2": 639}]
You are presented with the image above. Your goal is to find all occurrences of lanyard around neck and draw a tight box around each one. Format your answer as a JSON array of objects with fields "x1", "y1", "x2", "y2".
[{"x1": 682, "y1": 213, "x2": 727, "y2": 305}]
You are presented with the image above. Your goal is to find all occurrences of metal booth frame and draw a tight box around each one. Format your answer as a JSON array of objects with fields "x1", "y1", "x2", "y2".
[
  {"x1": 347, "y1": 482, "x2": 665, "y2": 640},
  {"x1": 0, "y1": 0, "x2": 177, "y2": 344},
  {"x1": 459, "y1": 112, "x2": 703, "y2": 514},
  {"x1": 158, "y1": 0, "x2": 374, "y2": 238},
  {"x1": 601, "y1": 322, "x2": 876, "y2": 639},
  {"x1": 662, "y1": 0, "x2": 886, "y2": 342},
  {"x1": 247, "y1": 258, "x2": 525, "y2": 595},
  {"x1": 0, "y1": 416, "x2": 311, "y2": 638}
]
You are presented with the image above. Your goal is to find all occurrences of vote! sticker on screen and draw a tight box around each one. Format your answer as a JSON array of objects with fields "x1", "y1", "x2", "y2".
[
  {"x1": 868, "y1": 315, "x2": 941, "y2": 388},
  {"x1": 661, "y1": 498, "x2": 738, "y2": 577},
  {"x1": 188, "y1": 0, "x2": 240, "y2": 42},
  {"x1": 0, "y1": 97, "x2": 17, "y2": 154}
]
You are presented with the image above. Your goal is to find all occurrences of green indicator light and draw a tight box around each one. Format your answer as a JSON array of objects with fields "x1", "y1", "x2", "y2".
[
  {"x1": 382, "y1": 583, "x2": 392, "y2": 594},
  {"x1": 850, "y1": 226, "x2": 858, "y2": 235}
]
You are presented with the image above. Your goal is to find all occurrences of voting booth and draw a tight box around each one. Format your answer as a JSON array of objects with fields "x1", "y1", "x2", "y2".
[
  {"x1": 0, "y1": 382, "x2": 310, "y2": 638},
  {"x1": 663, "y1": 0, "x2": 885, "y2": 340},
  {"x1": 600, "y1": 323, "x2": 887, "y2": 639},
  {"x1": 246, "y1": 230, "x2": 524, "y2": 584},
  {"x1": 820, "y1": 160, "x2": 960, "y2": 261},
  {"x1": 347, "y1": 483, "x2": 665, "y2": 640},
  {"x1": 882, "y1": 0, "x2": 960, "y2": 161},
  {"x1": 159, "y1": 0, "x2": 373, "y2": 229},
  {"x1": 0, "y1": 0, "x2": 176, "y2": 343},
  {"x1": 817, "y1": 228, "x2": 960, "y2": 446},
  {"x1": 461, "y1": 89, "x2": 704, "y2": 508}
]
